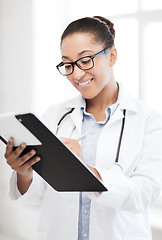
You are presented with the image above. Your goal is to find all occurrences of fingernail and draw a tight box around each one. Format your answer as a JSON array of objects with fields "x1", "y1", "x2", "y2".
[
  {"x1": 9, "y1": 137, "x2": 13, "y2": 142},
  {"x1": 31, "y1": 150, "x2": 36, "y2": 154},
  {"x1": 21, "y1": 143, "x2": 26, "y2": 148},
  {"x1": 36, "y1": 157, "x2": 41, "y2": 161}
]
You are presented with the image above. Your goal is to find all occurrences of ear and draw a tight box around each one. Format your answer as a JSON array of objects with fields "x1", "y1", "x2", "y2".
[{"x1": 109, "y1": 47, "x2": 117, "y2": 66}]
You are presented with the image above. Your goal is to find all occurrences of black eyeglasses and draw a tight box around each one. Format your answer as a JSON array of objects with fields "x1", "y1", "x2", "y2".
[{"x1": 56, "y1": 48, "x2": 110, "y2": 76}]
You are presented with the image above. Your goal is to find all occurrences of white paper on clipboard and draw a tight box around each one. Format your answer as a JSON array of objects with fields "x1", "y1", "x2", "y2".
[{"x1": 0, "y1": 112, "x2": 42, "y2": 146}]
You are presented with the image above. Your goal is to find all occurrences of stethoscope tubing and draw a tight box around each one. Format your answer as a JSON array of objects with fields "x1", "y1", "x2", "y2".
[{"x1": 56, "y1": 108, "x2": 126, "y2": 163}]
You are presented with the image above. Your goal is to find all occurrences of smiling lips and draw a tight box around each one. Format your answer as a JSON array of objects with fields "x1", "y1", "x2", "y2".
[{"x1": 77, "y1": 78, "x2": 93, "y2": 87}]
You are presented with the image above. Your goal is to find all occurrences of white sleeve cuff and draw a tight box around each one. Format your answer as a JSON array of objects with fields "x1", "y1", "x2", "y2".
[
  {"x1": 9, "y1": 171, "x2": 22, "y2": 200},
  {"x1": 87, "y1": 164, "x2": 123, "y2": 200},
  {"x1": 9, "y1": 171, "x2": 47, "y2": 204}
]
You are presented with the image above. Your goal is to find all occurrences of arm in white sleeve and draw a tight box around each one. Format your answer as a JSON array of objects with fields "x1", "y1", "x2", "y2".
[
  {"x1": 9, "y1": 170, "x2": 47, "y2": 204},
  {"x1": 89, "y1": 113, "x2": 162, "y2": 213}
]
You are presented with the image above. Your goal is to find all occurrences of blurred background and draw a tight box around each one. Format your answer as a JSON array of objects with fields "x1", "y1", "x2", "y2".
[{"x1": 0, "y1": 0, "x2": 162, "y2": 239}]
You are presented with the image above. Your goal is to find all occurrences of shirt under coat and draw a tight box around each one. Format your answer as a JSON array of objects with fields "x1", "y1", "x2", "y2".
[{"x1": 9, "y1": 82, "x2": 162, "y2": 240}]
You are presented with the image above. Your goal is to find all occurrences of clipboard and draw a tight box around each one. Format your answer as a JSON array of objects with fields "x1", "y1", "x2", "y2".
[{"x1": 0, "y1": 113, "x2": 107, "y2": 192}]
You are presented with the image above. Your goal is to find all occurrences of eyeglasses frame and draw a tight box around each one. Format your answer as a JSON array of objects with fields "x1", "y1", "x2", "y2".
[{"x1": 56, "y1": 47, "x2": 110, "y2": 76}]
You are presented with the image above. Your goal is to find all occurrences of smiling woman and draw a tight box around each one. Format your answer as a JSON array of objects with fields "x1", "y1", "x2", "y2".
[
  {"x1": 1, "y1": 0, "x2": 162, "y2": 239},
  {"x1": 60, "y1": 32, "x2": 118, "y2": 107},
  {"x1": 4, "y1": 15, "x2": 162, "y2": 240},
  {"x1": 59, "y1": 17, "x2": 118, "y2": 113}
]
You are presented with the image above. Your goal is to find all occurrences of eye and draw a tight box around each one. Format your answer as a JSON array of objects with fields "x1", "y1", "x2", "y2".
[
  {"x1": 81, "y1": 58, "x2": 91, "y2": 65},
  {"x1": 64, "y1": 64, "x2": 72, "y2": 69}
]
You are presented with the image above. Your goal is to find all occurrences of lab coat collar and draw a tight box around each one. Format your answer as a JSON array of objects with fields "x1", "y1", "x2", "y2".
[
  {"x1": 64, "y1": 82, "x2": 138, "y2": 113},
  {"x1": 64, "y1": 94, "x2": 85, "y2": 110},
  {"x1": 117, "y1": 82, "x2": 138, "y2": 113},
  {"x1": 63, "y1": 82, "x2": 138, "y2": 135}
]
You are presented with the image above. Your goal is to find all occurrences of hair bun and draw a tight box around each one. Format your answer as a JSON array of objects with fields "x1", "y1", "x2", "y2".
[{"x1": 93, "y1": 16, "x2": 115, "y2": 39}]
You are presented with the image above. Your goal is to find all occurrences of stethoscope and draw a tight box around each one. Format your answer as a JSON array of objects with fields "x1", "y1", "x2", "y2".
[{"x1": 56, "y1": 108, "x2": 126, "y2": 163}]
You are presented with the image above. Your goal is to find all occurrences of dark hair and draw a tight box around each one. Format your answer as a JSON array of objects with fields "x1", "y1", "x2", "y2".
[{"x1": 61, "y1": 16, "x2": 115, "y2": 48}]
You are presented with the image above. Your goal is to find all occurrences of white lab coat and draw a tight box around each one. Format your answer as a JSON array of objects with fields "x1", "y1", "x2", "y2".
[{"x1": 10, "y1": 83, "x2": 162, "y2": 240}]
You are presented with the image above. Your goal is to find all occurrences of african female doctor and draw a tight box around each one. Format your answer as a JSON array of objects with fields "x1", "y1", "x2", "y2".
[{"x1": 5, "y1": 16, "x2": 162, "y2": 240}]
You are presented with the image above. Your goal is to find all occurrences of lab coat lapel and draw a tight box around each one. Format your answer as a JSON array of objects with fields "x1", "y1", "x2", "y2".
[
  {"x1": 70, "y1": 107, "x2": 82, "y2": 136},
  {"x1": 65, "y1": 94, "x2": 85, "y2": 137},
  {"x1": 95, "y1": 84, "x2": 138, "y2": 169},
  {"x1": 95, "y1": 107, "x2": 125, "y2": 168},
  {"x1": 108, "y1": 107, "x2": 124, "y2": 126}
]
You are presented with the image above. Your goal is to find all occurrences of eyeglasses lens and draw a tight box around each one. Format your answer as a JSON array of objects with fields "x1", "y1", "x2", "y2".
[
  {"x1": 58, "y1": 57, "x2": 93, "y2": 76},
  {"x1": 77, "y1": 57, "x2": 93, "y2": 70}
]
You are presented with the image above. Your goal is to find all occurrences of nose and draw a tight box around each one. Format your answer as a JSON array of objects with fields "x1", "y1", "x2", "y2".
[{"x1": 72, "y1": 65, "x2": 85, "y2": 80}]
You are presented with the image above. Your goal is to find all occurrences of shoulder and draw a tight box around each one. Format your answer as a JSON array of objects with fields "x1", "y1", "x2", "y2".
[
  {"x1": 41, "y1": 95, "x2": 82, "y2": 129},
  {"x1": 44, "y1": 94, "x2": 82, "y2": 117},
  {"x1": 119, "y1": 82, "x2": 162, "y2": 119},
  {"x1": 118, "y1": 82, "x2": 162, "y2": 131},
  {"x1": 131, "y1": 96, "x2": 162, "y2": 134},
  {"x1": 133, "y1": 97, "x2": 162, "y2": 124}
]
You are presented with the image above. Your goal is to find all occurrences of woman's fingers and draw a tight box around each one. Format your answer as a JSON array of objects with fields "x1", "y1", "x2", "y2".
[
  {"x1": 16, "y1": 156, "x2": 41, "y2": 178},
  {"x1": 6, "y1": 141, "x2": 27, "y2": 166},
  {"x1": 4, "y1": 137, "x2": 41, "y2": 175},
  {"x1": 10, "y1": 149, "x2": 37, "y2": 170},
  {"x1": 4, "y1": 137, "x2": 14, "y2": 158},
  {"x1": 17, "y1": 156, "x2": 41, "y2": 173},
  {"x1": 61, "y1": 137, "x2": 72, "y2": 144},
  {"x1": 5, "y1": 137, "x2": 26, "y2": 160},
  {"x1": 61, "y1": 138, "x2": 79, "y2": 146},
  {"x1": 61, "y1": 138, "x2": 79, "y2": 151},
  {"x1": 61, "y1": 137, "x2": 85, "y2": 161}
]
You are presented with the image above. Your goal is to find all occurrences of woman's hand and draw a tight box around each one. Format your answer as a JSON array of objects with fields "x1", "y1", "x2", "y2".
[
  {"x1": 61, "y1": 138, "x2": 85, "y2": 162},
  {"x1": 4, "y1": 137, "x2": 41, "y2": 194},
  {"x1": 61, "y1": 137, "x2": 102, "y2": 182}
]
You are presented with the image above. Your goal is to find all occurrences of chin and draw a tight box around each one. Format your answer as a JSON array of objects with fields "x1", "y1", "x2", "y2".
[{"x1": 81, "y1": 93, "x2": 97, "y2": 100}]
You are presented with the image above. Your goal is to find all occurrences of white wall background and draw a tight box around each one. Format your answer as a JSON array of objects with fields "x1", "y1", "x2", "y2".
[{"x1": 0, "y1": 0, "x2": 162, "y2": 239}]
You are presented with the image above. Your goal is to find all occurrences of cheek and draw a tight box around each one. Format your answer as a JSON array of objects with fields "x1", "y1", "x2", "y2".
[
  {"x1": 92, "y1": 58, "x2": 110, "y2": 76},
  {"x1": 92, "y1": 64, "x2": 109, "y2": 82},
  {"x1": 66, "y1": 76, "x2": 73, "y2": 84},
  {"x1": 66, "y1": 76, "x2": 78, "y2": 88}
]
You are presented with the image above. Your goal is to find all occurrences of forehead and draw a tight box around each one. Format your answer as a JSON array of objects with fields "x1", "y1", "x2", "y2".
[{"x1": 61, "y1": 33, "x2": 103, "y2": 58}]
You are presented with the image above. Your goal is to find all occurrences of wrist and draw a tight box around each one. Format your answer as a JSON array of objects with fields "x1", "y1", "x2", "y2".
[
  {"x1": 88, "y1": 166, "x2": 102, "y2": 180},
  {"x1": 17, "y1": 172, "x2": 33, "y2": 183},
  {"x1": 17, "y1": 172, "x2": 33, "y2": 195}
]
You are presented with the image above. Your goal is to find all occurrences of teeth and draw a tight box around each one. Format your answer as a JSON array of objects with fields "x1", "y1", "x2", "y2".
[{"x1": 78, "y1": 79, "x2": 92, "y2": 86}]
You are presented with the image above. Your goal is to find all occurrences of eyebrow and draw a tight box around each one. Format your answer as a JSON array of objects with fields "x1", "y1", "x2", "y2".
[{"x1": 62, "y1": 50, "x2": 94, "y2": 60}]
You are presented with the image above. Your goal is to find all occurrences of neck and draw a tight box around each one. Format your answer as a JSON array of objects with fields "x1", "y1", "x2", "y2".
[{"x1": 86, "y1": 81, "x2": 119, "y2": 111}]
